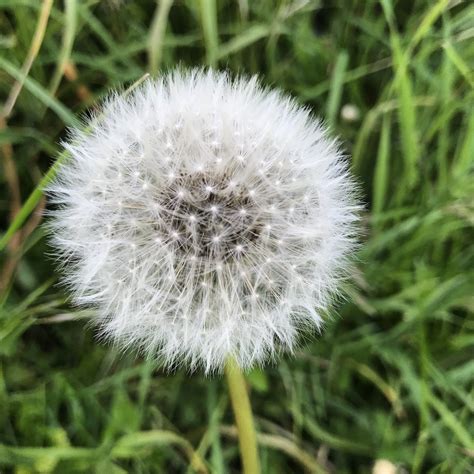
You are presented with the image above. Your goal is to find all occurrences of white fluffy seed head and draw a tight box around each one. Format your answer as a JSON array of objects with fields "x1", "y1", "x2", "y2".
[{"x1": 46, "y1": 70, "x2": 361, "y2": 373}]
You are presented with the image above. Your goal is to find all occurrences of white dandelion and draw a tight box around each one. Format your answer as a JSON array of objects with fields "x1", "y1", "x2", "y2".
[{"x1": 47, "y1": 70, "x2": 360, "y2": 373}]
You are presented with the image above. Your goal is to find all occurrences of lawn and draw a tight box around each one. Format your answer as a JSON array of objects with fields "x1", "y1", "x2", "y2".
[{"x1": 0, "y1": 0, "x2": 473, "y2": 472}]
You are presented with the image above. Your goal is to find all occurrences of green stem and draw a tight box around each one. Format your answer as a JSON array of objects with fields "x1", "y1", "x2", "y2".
[{"x1": 224, "y1": 358, "x2": 260, "y2": 474}]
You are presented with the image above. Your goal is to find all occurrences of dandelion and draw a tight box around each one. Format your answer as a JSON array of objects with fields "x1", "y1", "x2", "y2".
[
  {"x1": 47, "y1": 69, "x2": 360, "y2": 373},
  {"x1": 47, "y1": 69, "x2": 360, "y2": 473}
]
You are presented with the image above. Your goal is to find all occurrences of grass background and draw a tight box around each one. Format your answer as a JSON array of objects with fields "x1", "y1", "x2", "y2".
[{"x1": 0, "y1": 0, "x2": 473, "y2": 472}]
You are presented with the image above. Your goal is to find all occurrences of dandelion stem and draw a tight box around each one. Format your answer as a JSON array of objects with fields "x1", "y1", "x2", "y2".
[{"x1": 224, "y1": 357, "x2": 260, "y2": 474}]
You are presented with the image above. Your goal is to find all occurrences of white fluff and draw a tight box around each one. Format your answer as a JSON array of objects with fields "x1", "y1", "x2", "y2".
[{"x1": 47, "y1": 70, "x2": 360, "y2": 373}]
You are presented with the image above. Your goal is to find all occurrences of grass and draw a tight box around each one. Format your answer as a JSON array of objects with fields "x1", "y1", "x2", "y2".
[{"x1": 0, "y1": 0, "x2": 473, "y2": 472}]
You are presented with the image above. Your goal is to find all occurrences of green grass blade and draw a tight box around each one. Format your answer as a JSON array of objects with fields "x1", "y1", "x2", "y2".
[
  {"x1": 199, "y1": 0, "x2": 218, "y2": 67},
  {"x1": 427, "y1": 393, "x2": 474, "y2": 450},
  {"x1": 326, "y1": 50, "x2": 348, "y2": 128},
  {"x1": 372, "y1": 113, "x2": 391, "y2": 216},
  {"x1": 148, "y1": 0, "x2": 173, "y2": 75},
  {"x1": 408, "y1": 0, "x2": 450, "y2": 52},
  {"x1": 443, "y1": 41, "x2": 474, "y2": 88},
  {"x1": 0, "y1": 56, "x2": 78, "y2": 126},
  {"x1": 381, "y1": 0, "x2": 420, "y2": 195},
  {"x1": 48, "y1": 0, "x2": 77, "y2": 96}
]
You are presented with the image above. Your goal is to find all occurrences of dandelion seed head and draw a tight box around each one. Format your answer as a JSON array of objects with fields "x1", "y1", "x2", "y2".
[{"x1": 47, "y1": 70, "x2": 360, "y2": 373}]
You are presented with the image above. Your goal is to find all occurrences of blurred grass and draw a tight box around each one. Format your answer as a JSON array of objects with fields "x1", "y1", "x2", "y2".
[{"x1": 0, "y1": 0, "x2": 473, "y2": 473}]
